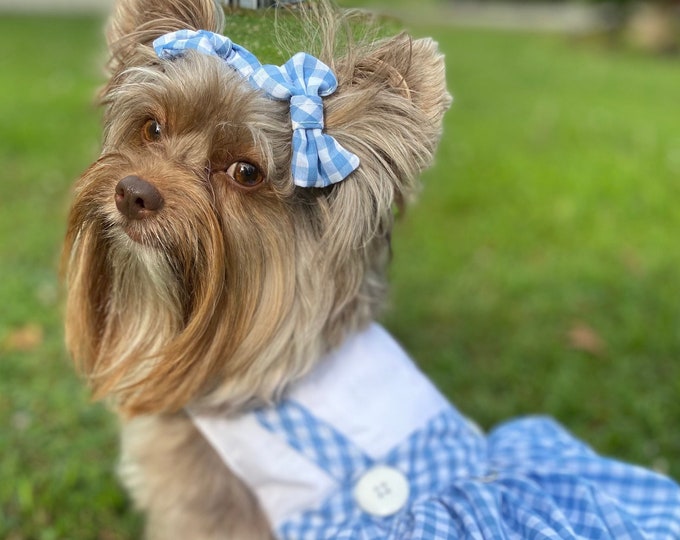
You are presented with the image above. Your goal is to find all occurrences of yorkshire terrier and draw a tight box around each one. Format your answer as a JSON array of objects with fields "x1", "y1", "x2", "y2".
[{"x1": 63, "y1": 0, "x2": 680, "y2": 538}]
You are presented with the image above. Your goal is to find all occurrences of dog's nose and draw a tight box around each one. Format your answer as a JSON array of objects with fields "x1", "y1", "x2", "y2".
[{"x1": 115, "y1": 175, "x2": 164, "y2": 219}]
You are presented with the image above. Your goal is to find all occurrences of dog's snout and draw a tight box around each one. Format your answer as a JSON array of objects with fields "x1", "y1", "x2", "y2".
[{"x1": 115, "y1": 175, "x2": 164, "y2": 220}]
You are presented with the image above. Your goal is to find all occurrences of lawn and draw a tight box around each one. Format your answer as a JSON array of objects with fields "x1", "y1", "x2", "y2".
[{"x1": 1, "y1": 5, "x2": 679, "y2": 538}]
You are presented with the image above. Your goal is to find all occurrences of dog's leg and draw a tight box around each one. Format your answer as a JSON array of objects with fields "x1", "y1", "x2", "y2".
[{"x1": 119, "y1": 411, "x2": 273, "y2": 540}]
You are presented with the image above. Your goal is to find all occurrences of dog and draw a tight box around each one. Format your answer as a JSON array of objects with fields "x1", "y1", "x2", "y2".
[{"x1": 63, "y1": 0, "x2": 680, "y2": 538}]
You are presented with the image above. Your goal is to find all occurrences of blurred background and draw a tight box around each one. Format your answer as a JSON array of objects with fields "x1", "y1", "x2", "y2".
[{"x1": 1, "y1": 0, "x2": 679, "y2": 537}]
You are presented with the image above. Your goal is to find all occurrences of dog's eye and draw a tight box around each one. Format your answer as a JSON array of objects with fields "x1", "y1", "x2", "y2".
[
  {"x1": 226, "y1": 161, "x2": 263, "y2": 188},
  {"x1": 142, "y1": 119, "x2": 162, "y2": 142}
]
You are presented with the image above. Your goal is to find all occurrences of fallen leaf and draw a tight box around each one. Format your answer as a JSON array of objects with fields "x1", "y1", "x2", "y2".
[
  {"x1": 567, "y1": 322, "x2": 606, "y2": 356},
  {"x1": 4, "y1": 323, "x2": 44, "y2": 352}
]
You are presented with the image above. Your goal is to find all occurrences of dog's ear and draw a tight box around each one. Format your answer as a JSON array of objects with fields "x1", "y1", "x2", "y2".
[
  {"x1": 326, "y1": 33, "x2": 451, "y2": 210},
  {"x1": 318, "y1": 33, "x2": 451, "y2": 249},
  {"x1": 106, "y1": 0, "x2": 224, "y2": 76}
]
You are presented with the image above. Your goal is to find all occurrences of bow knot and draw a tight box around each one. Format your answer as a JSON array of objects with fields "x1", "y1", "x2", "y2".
[
  {"x1": 289, "y1": 95, "x2": 324, "y2": 131},
  {"x1": 153, "y1": 31, "x2": 360, "y2": 188},
  {"x1": 250, "y1": 53, "x2": 360, "y2": 187}
]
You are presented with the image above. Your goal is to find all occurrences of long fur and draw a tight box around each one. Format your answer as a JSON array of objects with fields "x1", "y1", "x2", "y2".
[{"x1": 63, "y1": 0, "x2": 450, "y2": 536}]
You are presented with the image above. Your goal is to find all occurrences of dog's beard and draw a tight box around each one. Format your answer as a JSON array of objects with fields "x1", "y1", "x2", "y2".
[
  {"x1": 62, "y1": 154, "x2": 334, "y2": 416},
  {"x1": 63, "y1": 162, "x2": 226, "y2": 414},
  {"x1": 96, "y1": 234, "x2": 184, "y2": 396}
]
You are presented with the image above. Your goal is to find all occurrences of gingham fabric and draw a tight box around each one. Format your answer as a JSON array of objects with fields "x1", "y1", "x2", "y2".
[
  {"x1": 258, "y1": 406, "x2": 680, "y2": 539},
  {"x1": 191, "y1": 324, "x2": 680, "y2": 539},
  {"x1": 153, "y1": 29, "x2": 260, "y2": 77},
  {"x1": 153, "y1": 30, "x2": 360, "y2": 188}
]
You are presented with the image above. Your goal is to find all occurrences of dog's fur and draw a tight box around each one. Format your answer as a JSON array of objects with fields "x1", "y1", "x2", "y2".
[{"x1": 62, "y1": 0, "x2": 450, "y2": 536}]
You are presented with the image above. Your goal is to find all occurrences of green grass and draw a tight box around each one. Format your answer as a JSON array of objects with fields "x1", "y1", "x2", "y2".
[
  {"x1": 384, "y1": 23, "x2": 680, "y2": 471},
  {"x1": 1, "y1": 6, "x2": 680, "y2": 538},
  {"x1": 0, "y1": 14, "x2": 142, "y2": 539}
]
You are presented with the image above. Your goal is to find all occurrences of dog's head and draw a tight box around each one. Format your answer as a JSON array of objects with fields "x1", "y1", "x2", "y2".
[{"x1": 63, "y1": 0, "x2": 450, "y2": 416}]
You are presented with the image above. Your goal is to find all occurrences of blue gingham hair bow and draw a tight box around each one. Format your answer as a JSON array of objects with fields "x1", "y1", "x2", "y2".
[{"x1": 153, "y1": 30, "x2": 360, "y2": 188}]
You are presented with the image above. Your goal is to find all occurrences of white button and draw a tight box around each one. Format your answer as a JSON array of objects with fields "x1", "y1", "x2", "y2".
[{"x1": 353, "y1": 465, "x2": 410, "y2": 517}]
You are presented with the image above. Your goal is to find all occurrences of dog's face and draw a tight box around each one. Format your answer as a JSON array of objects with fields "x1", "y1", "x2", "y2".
[{"x1": 63, "y1": 0, "x2": 450, "y2": 416}]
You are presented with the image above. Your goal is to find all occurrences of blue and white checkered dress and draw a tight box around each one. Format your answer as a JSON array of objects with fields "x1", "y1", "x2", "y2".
[{"x1": 192, "y1": 324, "x2": 680, "y2": 539}]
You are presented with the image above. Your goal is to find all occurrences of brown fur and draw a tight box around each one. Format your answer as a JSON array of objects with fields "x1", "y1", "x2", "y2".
[{"x1": 62, "y1": 0, "x2": 450, "y2": 536}]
